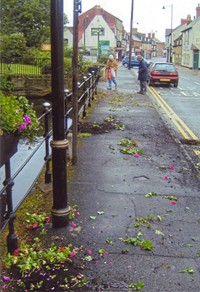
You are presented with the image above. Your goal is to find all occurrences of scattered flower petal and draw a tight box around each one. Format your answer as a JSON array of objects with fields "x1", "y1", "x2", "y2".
[
  {"x1": 133, "y1": 153, "x2": 140, "y2": 158},
  {"x1": 70, "y1": 251, "x2": 76, "y2": 257},
  {"x1": 170, "y1": 201, "x2": 177, "y2": 205},
  {"x1": 76, "y1": 212, "x2": 81, "y2": 216},
  {"x1": 87, "y1": 250, "x2": 93, "y2": 255},
  {"x1": 164, "y1": 176, "x2": 169, "y2": 181},
  {"x1": 71, "y1": 222, "x2": 77, "y2": 228},
  {"x1": 128, "y1": 265, "x2": 132, "y2": 268},
  {"x1": 170, "y1": 165, "x2": 175, "y2": 170},
  {"x1": 2, "y1": 276, "x2": 11, "y2": 282}
]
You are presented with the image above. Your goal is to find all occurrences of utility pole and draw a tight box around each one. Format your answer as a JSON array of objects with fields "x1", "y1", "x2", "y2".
[
  {"x1": 50, "y1": 0, "x2": 70, "y2": 227},
  {"x1": 72, "y1": 0, "x2": 82, "y2": 164},
  {"x1": 128, "y1": 0, "x2": 134, "y2": 70}
]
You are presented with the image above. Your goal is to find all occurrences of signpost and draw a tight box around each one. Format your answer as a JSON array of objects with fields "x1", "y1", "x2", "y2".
[{"x1": 98, "y1": 40, "x2": 110, "y2": 55}]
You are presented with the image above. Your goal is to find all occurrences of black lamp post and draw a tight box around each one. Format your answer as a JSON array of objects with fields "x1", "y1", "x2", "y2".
[
  {"x1": 72, "y1": 0, "x2": 82, "y2": 165},
  {"x1": 163, "y1": 4, "x2": 173, "y2": 62},
  {"x1": 50, "y1": 0, "x2": 70, "y2": 227},
  {"x1": 97, "y1": 25, "x2": 103, "y2": 60}
]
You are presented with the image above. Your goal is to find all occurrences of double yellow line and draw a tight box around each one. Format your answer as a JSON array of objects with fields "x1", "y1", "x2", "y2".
[{"x1": 148, "y1": 86, "x2": 199, "y2": 141}]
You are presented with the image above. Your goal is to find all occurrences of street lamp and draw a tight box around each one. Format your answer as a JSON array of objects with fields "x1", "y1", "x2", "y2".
[
  {"x1": 163, "y1": 4, "x2": 173, "y2": 62},
  {"x1": 97, "y1": 25, "x2": 103, "y2": 60}
]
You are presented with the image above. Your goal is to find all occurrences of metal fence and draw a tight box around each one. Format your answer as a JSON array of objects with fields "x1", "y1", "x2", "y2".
[
  {"x1": 0, "y1": 70, "x2": 99, "y2": 253},
  {"x1": 0, "y1": 57, "x2": 51, "y2": 75}
]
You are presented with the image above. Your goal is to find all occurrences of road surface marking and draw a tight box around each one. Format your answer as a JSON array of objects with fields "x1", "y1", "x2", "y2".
[{"x1": 148, "y1": 86, "x2": 199, "y2": 141}]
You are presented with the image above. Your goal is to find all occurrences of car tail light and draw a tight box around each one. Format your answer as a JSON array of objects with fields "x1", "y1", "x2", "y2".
[
  {"x1": 151, "y1": 71, "x2": 161, "y2": 76},
  {"x1": 169, "y1": 72, "x2": 178, "y2": 76}
]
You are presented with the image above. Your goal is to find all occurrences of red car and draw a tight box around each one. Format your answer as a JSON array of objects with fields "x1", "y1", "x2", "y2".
[{"x1": 148, "y1": 62, "x2": 179, "y2": 87}]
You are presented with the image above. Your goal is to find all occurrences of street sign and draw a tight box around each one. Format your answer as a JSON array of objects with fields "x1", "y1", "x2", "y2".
[
  {"x1": 99, "y1": 40, "x2": 110, "y2": 55},
  {"x1": 91, "y1": 27, "x2": 104, "y2": 36}
]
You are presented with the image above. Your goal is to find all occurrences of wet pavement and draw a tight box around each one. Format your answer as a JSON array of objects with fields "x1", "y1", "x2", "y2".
[{"x1": 46, "y1": 64, "x2": 200, "y2": 291}]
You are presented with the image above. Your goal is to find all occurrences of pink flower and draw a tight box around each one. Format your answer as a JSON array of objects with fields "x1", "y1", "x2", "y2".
[
  {"x1": 87, "y1": 250, "x2": 93, "y2": 255},
  {"x1": 17, "y1": 122, "x2": 27, "y2": 130},
  {"x1": 46, "y1": 216, "x2": 51, "y2": 223},
  {"x1": 71, "y1": 222, "x2": 76, "y2": 228},
  {"x1": 14, "y1": 248, "x2": 20, "y2": 256},
  {"x1": 32, "y1": 223, "x2": 39, "y2": 229},
  {"x1": 133, "y1": 153, "x2": 140, "y2": 158},
  {"x1": 164, "y1": 176, "x2": 169, "y2": 181},
  {"x1": 69, "y1": 251, "x2": 76, "y2": 257},
  {"x1": 76, "y1": 212, "x2": 81, "y2": 216},
  {"x1": 170, "y1": 165, "x2": 175, "y2": 170},
  {"x1": 24, "y1": 115, "x2": 31, "y2": 124},
  {"x1": 170, "y1": 201, "x2": 177, "y2": 205}
]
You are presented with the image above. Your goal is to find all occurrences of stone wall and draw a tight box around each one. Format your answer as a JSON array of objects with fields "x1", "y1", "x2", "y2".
[{"x1": 10, "y1": 75, "x2": 72, "y2": 98}]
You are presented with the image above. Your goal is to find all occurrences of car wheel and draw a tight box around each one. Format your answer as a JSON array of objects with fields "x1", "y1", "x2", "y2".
[
  {"x1": 174, "y1": 82, "x2": 178, "y2": 88},
  {"x1": 124, "y1": 63, "x2": 128, "y2": 68}
]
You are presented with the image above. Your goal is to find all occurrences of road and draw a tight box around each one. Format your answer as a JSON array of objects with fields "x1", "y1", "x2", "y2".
[{"x1": 148, "y1": 66, "x2": 200, "y2": 140}]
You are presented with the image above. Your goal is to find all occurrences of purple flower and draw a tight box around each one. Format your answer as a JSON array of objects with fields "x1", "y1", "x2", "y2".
[
  {"x1": 17, "y1": 122, "x2": 27, "y2": 130},
  {"x1": 2, "y1": 275, "x2": 11, "y2": 282},
  {"x1": 24, "y1": 115, "x2": 31, "y2": 124}
]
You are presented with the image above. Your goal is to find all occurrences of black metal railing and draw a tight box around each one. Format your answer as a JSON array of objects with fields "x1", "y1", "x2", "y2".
[
  {"x1": 0, "y1": 69, "x2": 99, "y2": 253},
  {"x1": 0, "y1": 57, "x2": 51, "y2": 75}
]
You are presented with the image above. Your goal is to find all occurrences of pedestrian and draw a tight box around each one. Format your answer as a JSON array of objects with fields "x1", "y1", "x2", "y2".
[
  {"x1": 106, "y1": 54, "x2": 118, "y2": 90},
  {"x1": 137, "y1": 55, "x2": 148, "y2": 95}
]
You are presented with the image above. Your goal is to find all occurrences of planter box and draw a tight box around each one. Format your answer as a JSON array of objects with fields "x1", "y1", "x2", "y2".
[{"x1": 0, "y1": 135, "x2": 20, "y2": 167}]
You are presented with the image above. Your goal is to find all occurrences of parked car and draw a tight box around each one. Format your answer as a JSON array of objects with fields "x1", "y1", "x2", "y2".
[
  {"x1": 122, "y1": 56, "x2": 139, "y2": 68},
  {"x1": 122, "y1": 56, "x2": 150, "y2": 68},
  {"x1": 148, "y1": 62, "x2": 179, "y2": 87}
]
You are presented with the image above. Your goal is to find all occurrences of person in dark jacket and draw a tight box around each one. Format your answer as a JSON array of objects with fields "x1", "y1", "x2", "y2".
[{"x1": 137, "y1": 55, "x2": 148, "y2": 94}]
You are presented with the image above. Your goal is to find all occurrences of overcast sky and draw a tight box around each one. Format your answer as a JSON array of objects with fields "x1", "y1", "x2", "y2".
[{"x1": 64, "y1": 0, "x2": 199, "y2": 41}]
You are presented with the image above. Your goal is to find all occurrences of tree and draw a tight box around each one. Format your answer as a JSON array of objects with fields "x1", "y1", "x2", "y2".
[
  {"x1": 0, "y1": 0, "x2": 50, "y2": 48},
  {"x1": 0, "y1": 33, "x2": 28, "y2": 58}
]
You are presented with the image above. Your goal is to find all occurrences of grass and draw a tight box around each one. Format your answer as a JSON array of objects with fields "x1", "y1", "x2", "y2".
[{"x1": 1, "y1": 63, "x2": 41, "y2": 75}]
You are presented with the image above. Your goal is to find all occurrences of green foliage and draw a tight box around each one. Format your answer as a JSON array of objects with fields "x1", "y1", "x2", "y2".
[
  {"x1": 0, "y1": 0, "x2": 50, "y2": 48},
  {"x1": 120, "y1": 232, "x2": 154, "y2": 251},
  {"x1": 0, "y1": 33, "x2": 28, "y2": 58},
  {"x1": 64, "y1": 46, "x2": 73, "y2": 58},
  {"x1": 180, "y1": 266, "x2": 195, "y2": 274},
  {"x1": 0, "y1": 76, "x2": 14, "y2": 91},
  {"x1": 129, "y1": 281, "x2": 145, "y2": 290},
  {"x1": 64, "y1": 57, "x2": 73, "y2": 76},
  {"x1": 98, "y1": 54, "x2": 108, "y2": 64},
  {"x1": 120, "y1": 147, "x2": 143, "y2": 155},
  {"x1": 25, "y1": 212, "x2": 50, "y2": 229},
  {"x1": 144, "y1": 192, "x2": 157, "y2": 198},
  {"x1": 0, "y1": 92, "x2": 41, "y2": 142},
  {"x1": 3, "y1": 238, "x2": 72, "y2": 276}
]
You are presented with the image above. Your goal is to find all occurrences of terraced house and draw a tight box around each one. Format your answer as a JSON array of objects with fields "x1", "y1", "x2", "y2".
[{"x1": 171, "y1": 4, "x2": 200, "y2": 69}]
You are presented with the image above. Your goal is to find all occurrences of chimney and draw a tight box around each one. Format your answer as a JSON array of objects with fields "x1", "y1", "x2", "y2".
[
  {"x1": 181, "y1": 18, "x2": 187, "y2": 25},
  {"x1": 196, "y1": 3, "x2": 200, "y2": 18},
  {"x1": 152, "y1": 33, "x2": 155, "y2": 39},
  {"x1": 187, "y1": 14, "x2": 192, "y2": 24},
  {"x1": 148, "y1": 33, "x2": 151, "y2": 38}
]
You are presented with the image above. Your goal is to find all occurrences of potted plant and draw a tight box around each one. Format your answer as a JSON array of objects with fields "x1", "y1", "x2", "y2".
[{"x1": 0, "y1": 91, "x2": 41, "y2": 166}]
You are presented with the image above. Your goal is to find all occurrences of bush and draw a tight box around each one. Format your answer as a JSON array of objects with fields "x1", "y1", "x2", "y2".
[{"x1": 0, "y1": 76, "x2": 14, "y2": 92}]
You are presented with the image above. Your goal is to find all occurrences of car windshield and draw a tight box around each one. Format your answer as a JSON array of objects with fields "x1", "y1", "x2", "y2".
[{"x1": 154, "y1": 64, "x2": 176, "y2": 72}]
